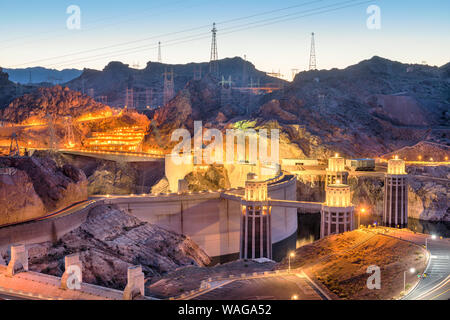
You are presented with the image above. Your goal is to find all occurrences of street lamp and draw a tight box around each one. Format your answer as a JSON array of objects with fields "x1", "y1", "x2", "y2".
[
  {"x1": 358, "y1": 208, "x2": 366, "y2": 228},
  {"x1": 426, "y1": 234, "x2": 437, "y2": 251},
  {"x1": 404, "y1": 267, "x2": 416, "y2": 292},
  {"x1": 288, "y1": 252, "x2": 295, "y2": 272}
]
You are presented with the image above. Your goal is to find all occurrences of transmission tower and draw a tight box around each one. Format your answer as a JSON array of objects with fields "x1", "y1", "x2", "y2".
[
  {"x1": 309, "y1": 32, "x2": 317, "y2": 71},
  {"x1": 219, "y1": 76, "x2": 232, "y2": 106},
  {"x1": 9, "y1": 133, "x2": 20, "y2": 157},
  {"x1": 45, "y1": 113, "x2": 57, "y2": 151},
  {"x1": 209, "y1": 23, "x2": 219, "y2": 77},
  {"x1": 158, "y1": 41, "x2": 162, "y2": 63},
  {"x1": 242, "y1": 54, "x2": 249, "y2": 87},
  {"x1": 64, "y1": 116, "x2": 75, "y2": 148},
  {"x1": 194, "y1": 65, "x2": 202, "y2": 80},
  {"x1": 145, "y1": 88, "x2": 153, "y2": 108},
  {"x1": 163, "y1": 68, "x2": 175, "y2": 105},
  {"x1": 125, "y1": 88, "x2": 134, "y2": 109}
]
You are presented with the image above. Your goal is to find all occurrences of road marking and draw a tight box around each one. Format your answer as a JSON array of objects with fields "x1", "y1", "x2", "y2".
[{"x1": 430, "y1": 288, "x2": 450, "y2": 300}]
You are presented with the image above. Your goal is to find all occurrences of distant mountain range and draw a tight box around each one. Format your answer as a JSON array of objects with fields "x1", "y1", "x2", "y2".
[{"x1": 3, "y1": 67, "x2": 82, "y2": 85}]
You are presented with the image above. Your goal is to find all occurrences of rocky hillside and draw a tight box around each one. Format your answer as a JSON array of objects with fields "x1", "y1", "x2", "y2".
[
  {"x1": 254, "y1": 56, "x2": 450, "y2": 158},
  {"x1": 0, "y1": 67, "x2": 37, "y2": 109},
  {"x1": 1, "y1": 85, "x2": 113, "y2": 124},
  {"x1": 381, "y1": 141, "x2": 449, "y2": 161},
  {"x1": 145, "y1": 56, "x2": 449, "y2": 159},
  {"x1": 0, "y1": 156, "x2": 87, "y2": 226},
  {"x1": 277, "y1": 229, "x2": 428, "y2": 300},
  {"x1": 20, "y1": 204, "x2": 210, "y2": 290},
  {"x1": 32, "y1": 150, "x2": 164, "y2": 196},
  {"x1": 65, "y1": 57, "x2": 284, "y2": 108}
]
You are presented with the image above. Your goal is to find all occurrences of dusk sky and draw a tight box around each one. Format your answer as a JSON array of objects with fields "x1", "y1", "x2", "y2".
[{"x1": 1, "y1": 0, "x2": 449, "y2": 78}]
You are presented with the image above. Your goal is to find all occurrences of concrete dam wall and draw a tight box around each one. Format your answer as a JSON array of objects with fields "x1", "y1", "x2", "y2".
[{"x1": 105, "y1": 175, "x2": 298, "y2": 262}]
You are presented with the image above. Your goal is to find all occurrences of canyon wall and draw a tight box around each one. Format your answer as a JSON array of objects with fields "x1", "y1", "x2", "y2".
[{"x1": 0, "y1": 156, "x2": 88, "y2": 226}]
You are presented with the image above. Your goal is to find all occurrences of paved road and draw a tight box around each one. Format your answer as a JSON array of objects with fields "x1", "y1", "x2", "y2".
[
  {"x1": 192, "y1": 274, "x2": 326, "y2": 300},
  {"x1": 0, "y1": 290, "x2": 33, "y2": 300},
  {"x1": 404, "y1": 239, "x2": 450, "y2": 300},
  {"x1": 0, "y1": 199, "x2": 96, "y2": 229}
]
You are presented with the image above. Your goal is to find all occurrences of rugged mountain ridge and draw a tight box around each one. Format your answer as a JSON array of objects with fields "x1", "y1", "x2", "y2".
[{"x1": 65, "y1": 57, "x2": 285, "y2": 108}]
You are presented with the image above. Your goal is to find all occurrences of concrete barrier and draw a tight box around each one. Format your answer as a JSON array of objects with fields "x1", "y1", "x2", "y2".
[
  {"x1": 123, "y1": 265, "x2": 145, "y2": 300},
  {"x1": 0, "y1": 200, "x2": 104, "y2": 250},
  {"x1": 61, "y1": 253, "x2": 82, "y2": 290},
  {"x1": 6, "y1": 245, "x2": 28, "y2": 276}
]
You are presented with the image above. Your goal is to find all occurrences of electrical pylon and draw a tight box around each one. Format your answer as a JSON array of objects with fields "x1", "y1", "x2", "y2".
[
  {"x1": 309, "y1": 32, "x2": 317, "y2": 71},
  {"x1": 64, "y1": 116, "x2": 75, "y2": 148},
  {"x1": 209, "y1": 23, "x2": 219, "y2": 77},
  {"x1": 45, "y1": 113, "x2": 57, "y2": 151},
  {"x1": 9, "y1": 133, "x2": 20, "y2": 157}
]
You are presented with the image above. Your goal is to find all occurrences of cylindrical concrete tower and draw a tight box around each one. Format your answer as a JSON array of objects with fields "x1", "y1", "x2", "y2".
[
  {"x1": 326, "y1": 154, "x2": 349, "y2": 186},
  {"x1": 321, "y1": 181, "x2": 354, "y2": 238},
  {"x1": 383, "y1": 157, "x2": 408, "y2": 227},
  {"x1": 240, "y1": 179, "x2": 272, "y2": 260}
]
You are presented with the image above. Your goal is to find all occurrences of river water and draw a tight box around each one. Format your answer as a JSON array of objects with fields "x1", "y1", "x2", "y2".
[{"x1": 296, "y1": 213, "x2": 450, "y2": 248}]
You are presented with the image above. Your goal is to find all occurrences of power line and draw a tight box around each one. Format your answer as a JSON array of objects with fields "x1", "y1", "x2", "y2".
[
  {"x1": 6, "y1": 0, "x2": 333, "y2": 68},
  {"x1": 0, "y1": 0, "x2": 198, "y2": 49},
  {"x1": 28, "y1": 0, "x2": 375, "y2": 69}
]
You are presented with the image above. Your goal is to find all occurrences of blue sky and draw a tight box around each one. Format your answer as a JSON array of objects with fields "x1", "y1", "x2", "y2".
[{"x1": 0, "y1": 0, "x2": 449, "y2": 78}]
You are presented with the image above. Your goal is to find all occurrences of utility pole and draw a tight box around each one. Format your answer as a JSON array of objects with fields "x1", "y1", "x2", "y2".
[
  {"x1": 209, "y1": 23, "x2": 219, "y2": 77},
  {"x1": 309, "y1": 32, "x2": 317, "y2": 71},
  {"x1": 158, "y1": 41, "x2": 162, "y2": 63}
]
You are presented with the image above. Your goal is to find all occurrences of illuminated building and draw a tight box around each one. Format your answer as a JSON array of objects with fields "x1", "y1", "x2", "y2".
[
  {"x1": 326, "y1": 154, "x2": 349, "y2": 186},
  {"x1": 320, "y1": 181, "x2": 354, "y2": 238},
  {"x1": 83, "y1": 126, "x2": 146, "y2": 152},
  {"x1": 240, "y1": 177, "x2": 272, "y2": 260},
  {"x1": 383, "y1": 157, "x2": 408, "y2": 227}
]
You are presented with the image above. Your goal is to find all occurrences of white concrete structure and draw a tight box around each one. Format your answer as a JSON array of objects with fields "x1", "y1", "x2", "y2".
[
  {"x1": 6, "y1": 245, "x2": 28, "y2": 276},
  {"x1": 240, "y1": 179, "x2": 272, "y2": 260},
  {"x1": 383, "y1": 157, "x2": 408, "y2": 227},
  {"x1": 105, "y1": 174, "x2": 302, "y2": 262},
  {"x1": 326, "y1": 154, "x2": 348, "y2": 186},
  {"x1": 123, "y1": 265, "x2": 145, "y2": 300},
  {"x1": 61, "y1": 253, "x2": 82, "y2": 290},
  {"x1": 321, "y1": 182, "x2": 354, "y2": 238},
  {"x1": 165, "y1": 154, "x2": 194, "y2": 192}
]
